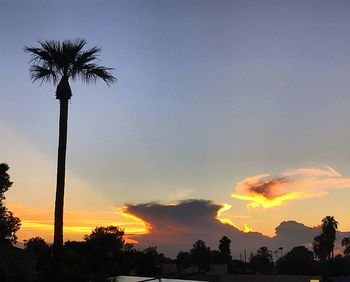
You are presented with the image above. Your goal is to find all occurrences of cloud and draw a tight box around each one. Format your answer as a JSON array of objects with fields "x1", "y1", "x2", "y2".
[
  {"x1": 215, "y1": 204, "x2": 253, "y2": 232},
  {"x1": 123, "y1": 200, "x2": 271, "y2": 258},
  {"x1": 272, "y1": 221, "x2": 350, "y2": 256},
  {"x1": 122, "y1": 200, "x2": 350, "y2": 258},
  {"x1": 232, "y1": 166, "x2": 350, "y2": 208},
  {"x1": 124, "y1": 200, "x2": 222, "y2": 232}
]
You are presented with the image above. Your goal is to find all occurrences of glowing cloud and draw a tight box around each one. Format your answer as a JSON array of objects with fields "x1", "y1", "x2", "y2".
[
  {"x1": 215, "y1": 204, "x2": 252, "y2": 232},
  {"x1": 232, "y1": 166, "x2": 350, "y2": 209},
  {"x1": 216, "y1": 204, "x2": 240, "y2": 229},
  {"x1": 243, "y1": 224, "x2": 253, "y2": 233},
  {"x1": 118, "y1": 207, "x2": 150, "y2": 235}
]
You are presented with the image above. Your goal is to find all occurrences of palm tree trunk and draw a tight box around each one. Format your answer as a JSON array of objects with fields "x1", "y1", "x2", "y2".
[{"x1": 53, "y1": 98, "x2": 69, "y2": 278}]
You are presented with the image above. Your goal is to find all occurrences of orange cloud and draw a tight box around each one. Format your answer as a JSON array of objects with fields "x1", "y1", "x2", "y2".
[
  {"x1": 118, "y1": 207, "x2": 151, "y2": 235},
  {"x1": 215, "y1": 204, "x2": 252, "y2": 233},
  {"x1": 232, "y1": 166, "x2": 350, "y2": 209},
  {"x1": 216, "y1": 204, "x2": 240, "y2": 229}
]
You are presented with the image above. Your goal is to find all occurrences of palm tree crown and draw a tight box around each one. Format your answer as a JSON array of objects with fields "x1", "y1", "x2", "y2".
[
  {"x1": 24, "y1": 39, "x2": 116, "y2": 99},
  {"x1": 321, "y1": 216, "x2": 338, "y2": 231}
]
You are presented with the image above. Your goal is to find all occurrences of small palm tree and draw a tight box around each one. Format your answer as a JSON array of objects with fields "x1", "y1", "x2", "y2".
[{"x1": 25, "y1": 39, "x2": 116, "y2": 274}]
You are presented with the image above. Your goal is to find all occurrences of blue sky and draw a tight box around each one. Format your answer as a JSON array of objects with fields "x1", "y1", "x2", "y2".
[{"x1": 1, "y1": 0, "x2": 350, "y2": 242}]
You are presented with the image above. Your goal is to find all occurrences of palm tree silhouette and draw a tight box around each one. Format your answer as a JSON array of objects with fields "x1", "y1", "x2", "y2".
[
  {"x1": 313, "y1": 216, "x2": 339, "y2": 261},
  {"x1": 321, "y1": 215, "x2": 338, "y2": 258},
  {"x1": 25, "y1": 39, "x2": 116, "y2": 275}
]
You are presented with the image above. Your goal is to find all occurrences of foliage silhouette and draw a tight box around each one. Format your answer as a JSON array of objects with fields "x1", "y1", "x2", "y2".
[
  {"x1": 84, "y1": 226, "x2": 125, "y2": 250},
  {"x1": 24, "y1": 236, "x2": 52, "y2": 279},
  {"x1": 176, "y1": 251, "x2": 191, "y2": 271},
  {"x1": 0, "y1": 163, "x2": 21, "y2": 281},
  {"x1": 276, "y1": 246, "x2": 316, "y2": 275},
  {"x1": 218, "y1": 235, "x2": 232, "y2": 264},
  {"x1": 249, "y1": 246, "x2": 274, "y2": 274},
  {"x1": 84, "y1": 226, "x2": 124, "y2": 277},
  {"x1": 177, "y1": 237, "x2": 245, "y2": 273},
  {"x1": 313, "y1": 216, "x2": 338, "y2": 261},
  {"x1": 342, "y1": 237, "x2": 350, "y2": 256},
  {"x1": 24, "y1": 39, "x2": 116, "y2": 277},
  {"x1": 326, "y1": 255, "x2": 350, "y2": 276},
  {"x1": 313, "y1": 234, "x2": 328, "y2": 261},
  {"x1": 0, "y1": 163, "x2": 20, "y2": 245},
  {"x1": 137, "y1": 246, "x2": 168, "y2": 276},
  {"x1": 189, "y1": 239, "x2": 211, "y2": 271},
  {"x1": 321, "y1": 216, "x2": 338, "y2": 258},
  {"x1": 24, "y1": 236, "x2": 50, "y2": 255},
  {"x1": 0, "y1": 163, "x2": 13, "y2": 199}
]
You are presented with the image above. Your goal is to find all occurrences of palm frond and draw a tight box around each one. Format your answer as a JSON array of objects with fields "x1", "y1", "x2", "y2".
[
  {"x1": 29, "y1": 65, "x2": 59, "y2": 84},
  {"x1": 24, "y1": 47, "x2": 52, "y2": 63},
  {"x1": 38, "y1": 40, "x2": 66, "y2": 74},
  {"x1": 62, "y1": 39, "x2": 86, "y2": 55},
  {"x1": 69, "y1": 46, "x2": 101, "y2": 78},
  {"x1": 62, "y1": 39, "x2": 86, "y2": 75},
  {"x1": 25, "y1": 46, "x2": 57, "y2": 75},
  {"x1": 80, "y1": 64, "x2": 117, "y2": 86}
]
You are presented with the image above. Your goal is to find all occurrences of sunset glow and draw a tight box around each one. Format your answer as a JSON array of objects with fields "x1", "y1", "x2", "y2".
[
  {"x1": 243, "y1": 224, "x2": 253, "y2": 233},
  {"x1": 215, "y1": 204, "x2": 252, "y2": 233},
  {"x1": 232, "y1": 192, "x2": 302, "y2": 209},
  {"x1": 232, "y1": 167, "x2": 350, "y2": 209},
  {"x1": 9, "y1": 165, "x2": 350, "y2": 245},
  {"x1": 21, "y1": 220, "x2": 95, "y2": 233},
  {"x1": 9, "y1": 204, "x2": 150, "y2": 243},
  {"x1": 118, "y1": 207, "x2": 150, "y2": 235}
]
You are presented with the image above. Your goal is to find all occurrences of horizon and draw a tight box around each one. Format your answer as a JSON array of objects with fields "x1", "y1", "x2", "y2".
[{"x1": 1, "y1": 0, "x2": 350, "y2": 259}]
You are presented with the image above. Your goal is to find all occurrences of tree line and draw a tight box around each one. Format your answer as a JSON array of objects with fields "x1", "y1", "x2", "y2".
[
  {"x1": 16, "y1": 224, "x2": 350, "y2": 281},
  {"x1": 1, "y1": 162, "x2": 350, "y2": 281},
  {"x1": 175, "y1": 219, "x2": 350, "y2": 276}
]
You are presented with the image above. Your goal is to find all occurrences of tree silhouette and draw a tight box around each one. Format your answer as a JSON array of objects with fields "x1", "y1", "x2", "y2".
[
  {"x1": 84, "y1": 226, "x2": 125, "y2": 251},
  {"x1": 0, "y1": 163, "x2": 12, "y2": 200},
  {"x1": 321, "y1": 216, "x2": 338, "y2": 258},
  {"x1": 276, "y1": 246, "x2": 315, "y2": 275},
  {"x1": 83, "y1": 226, "x2": 125, "y2": 277},
  {"x1": 176, "y1": 251, "x2": 191, "y2": 271},
  {"x1": 249, "y1": 246, "x2": 274, "y2": 274},
  {"x1": 219, "y1": 235, "x2": 232, "y2": 264},
  {"x1": 313, "y1": 234, "x2": 328, "y2": 261},
  {"x1": 342, "y1": 237, "x2": 350, "y2": 256},
  {"x1": 313, "y1": 216, "x2": 338, "y2": 260},
  {"x1": 24, "y1": 39, "x2": 116, "y2": 275},
  {"x1": 25, "y1": 236, "x2": 50, "y2": 254},
  {"x1": 25, "y1": 236, "x2": 51, "y2": 274},
  {"x1": 190, "y1": 239, "x2": 211, "y2": 271},
  {"x1": 0, "y1": 163, "x2": 20, "y2": 245}
]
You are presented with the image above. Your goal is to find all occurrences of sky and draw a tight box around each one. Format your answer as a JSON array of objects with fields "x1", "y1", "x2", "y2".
[{"x1": 1, "y1": 0, "x2": 350, "y2": 257}]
